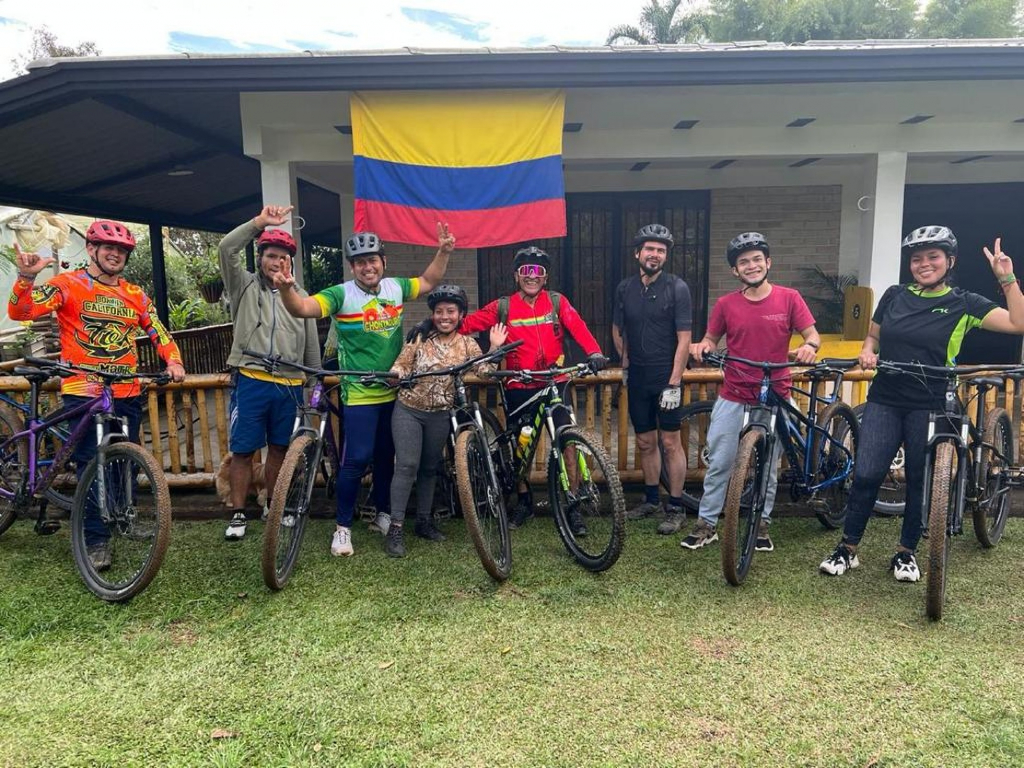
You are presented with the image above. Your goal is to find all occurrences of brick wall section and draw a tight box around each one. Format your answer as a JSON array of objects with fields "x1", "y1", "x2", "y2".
[
  {"x1": 343, "y1": 244, "x2": 479, "y2": 327},
  {"x1": 708, "y1": 186, "x2": 842, "y2": 314}
]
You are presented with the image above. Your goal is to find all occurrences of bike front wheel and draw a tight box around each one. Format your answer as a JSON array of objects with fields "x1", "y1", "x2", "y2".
[
  {"x1": 548, "y1": 427, "x2": 625, "y2": 573},
  {"x1": 262, "y1": 434, "x2": 316, "y2": 590},
  {"x1": 974, "y1": 408, "x2": 1013, "y2": 548},
  {"x1": 70, "y1": 442, "x2": 172, "y2": 602},
  {"x1": 926, "y1": 442, "x2": 957, "y2": 621},
  {"x1": 455, "y1": 426, "x2": 511, "y2": 581},
  {"x1": 812, "y1": 402, "x2": 859, "y2": 530},
  {"x1": 721, "y1": 429, "x2": 768, "y2": 586},
  {"x1": 0, "y1": 405, "x2": 27, "y2": 537}
]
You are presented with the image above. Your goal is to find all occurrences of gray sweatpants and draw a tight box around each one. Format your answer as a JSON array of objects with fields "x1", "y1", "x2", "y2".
[
  {"x1": 389, "y1": 400, "x2": 451, "y2": 524},
  {"x1": 698, "y1": 397, "x2": 782, "y2": 527}
]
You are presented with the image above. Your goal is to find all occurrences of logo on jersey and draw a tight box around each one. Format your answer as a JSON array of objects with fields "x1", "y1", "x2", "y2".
[
  {"x1": 361, "y1": 298, "x2": 401, "y2": 337},
  {"x1": 932, "y1": 307, "x2": 949, "y2": 314}
]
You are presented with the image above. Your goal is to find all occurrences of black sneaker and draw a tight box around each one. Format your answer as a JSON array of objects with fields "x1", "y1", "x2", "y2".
[
  {"x1": 414, "y1": 520, "x2": 446, "y2": 542},
  {"x1": 384, "y1": 524, "x2": 406, "y2": 558},
  {"x1": 755, "y1": 519, "x2": 774, "y2": 552},
  {"x1": 509, "y1": 502, "x2": 534, "y2": 529},
  {"x1": 567, "y1": 508, "x2": 588, "y2": 538},
  {"x1": 87, "y1": 541, "x2": 112, "y2": 571},
  {"x1": 891, "y1": 550, "x2": 920, "y2": 582}
]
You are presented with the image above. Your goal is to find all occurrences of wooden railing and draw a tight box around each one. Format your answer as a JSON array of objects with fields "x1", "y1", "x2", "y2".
[{"x1": 2, "y1": 367, "x2": 1020, "y2": 489}]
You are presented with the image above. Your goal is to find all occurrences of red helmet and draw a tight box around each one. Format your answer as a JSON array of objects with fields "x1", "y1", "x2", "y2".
[
  {"x1": 257, "y1": 229, "x2": 296, "y2": 256},
  {"x1": 86, "y1": 220, "x2": 136, "y2": 253}
]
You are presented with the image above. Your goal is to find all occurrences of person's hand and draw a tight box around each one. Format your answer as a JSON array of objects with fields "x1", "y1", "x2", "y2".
[
  {"x1": 489, "y1": 322, "x2": 508, "y2": 348},
  {"x1": 405, "y1": 318, "x2": 432, "y2": 344},
  {"x1": 793, "y1": 343, "x2": 817, "y2": 365},
  {"x1": 689, "y1": 339, "x2": 715, "y2": 364},
  {"x1": 166, "y1": 362, "x2": 186, "y2": 382},
  {"x1": 270, "y1": 257, "x2": 296, "y2": 290},
  {"x1": 858, "y1": 349, "x2": 878, "y2": 370},
  {"x1": 13, "y1": 244, "x2": 55, "y2": 277},
  {"x1": 587, "y1": 353, "x2": 609, "y2": 372},
  {"x1": 984, "y1": 237, "x2": 1015, "y2": 284},
  {"x1": 659, "y1": 385, "x2": 681, "y2": 411},
  {"x1": 254, "y1": 205, "x2": 293, "y2": 230},
  {"x1": 437, "y1": 222, "x2": 456, "y2": 254}
]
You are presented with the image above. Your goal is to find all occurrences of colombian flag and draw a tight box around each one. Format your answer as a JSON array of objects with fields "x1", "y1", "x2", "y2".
[{"x1": 351, "y1": 89, "x2": 567, "y2": 249}]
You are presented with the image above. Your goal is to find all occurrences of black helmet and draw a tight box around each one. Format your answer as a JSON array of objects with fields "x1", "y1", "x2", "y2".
[
  {"x1": 901, "y1": 226, "x2": 957, "y2": 258},
  {"x1": 345, "y1": 231, "x2": 383, "y2": 261},
  {"x1": 633, "y1": 224, "x2": 674, "y2": 249},
  {"x1": 426, "y1": 284, "x2": 468, "y2": 313},
  {"x1": 513, "y1": 246, "x2": 551, "y2": 271},
  {"x1": 726, "y1": 232, "x2": 770, "y2": 267}
]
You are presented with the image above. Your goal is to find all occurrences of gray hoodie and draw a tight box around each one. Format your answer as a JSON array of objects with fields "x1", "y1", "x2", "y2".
[{"x1": 219, "y1": 221, "x2": 320, "y2": 374}]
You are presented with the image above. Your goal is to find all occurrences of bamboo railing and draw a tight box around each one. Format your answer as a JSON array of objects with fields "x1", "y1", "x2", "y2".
[{"x1": 1, "y1": 367, "x2": 1019, "y2": 489}]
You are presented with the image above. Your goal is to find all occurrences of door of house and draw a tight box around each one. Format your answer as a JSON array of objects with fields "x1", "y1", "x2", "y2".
[{"x1": 478, "y1": 191, "x2": 710, "y2": 363}]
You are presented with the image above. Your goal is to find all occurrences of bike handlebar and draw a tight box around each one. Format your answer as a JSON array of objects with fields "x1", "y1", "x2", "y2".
[
  {"x1": 16, "y1": 356, "x2": 171, "y2": 385},
  {"x1": 876, "y1": 360, "x2": 1024, "y2": 379},
  {"x1": 702, "y1": 351, "x2": 858, "y2": 373}
]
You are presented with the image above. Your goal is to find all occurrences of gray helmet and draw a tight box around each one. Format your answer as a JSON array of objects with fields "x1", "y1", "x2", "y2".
[
  {"x1": 633, "y1": 224, "x2": 674, "y2": 249},
  {"x1": 513, "y1": 246, "x2": 551, "y2": 271},
  {"x1": 726, "y1": 232, "x2": 770, "y2": 267},
  {"x1": 901, "y1": 226, "x2": 957, "y2": 257},
  {"x1": 426, "y1": 284, "x2": 468, "y2": 313},
  {"x1": 345, "y1": 231, "x2": 383, "y2": 261}
]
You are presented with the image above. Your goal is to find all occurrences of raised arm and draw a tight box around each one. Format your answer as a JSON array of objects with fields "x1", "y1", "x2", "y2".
[
  {"x1": 980, "y1": 238, "x2": 1024, "y2": 334},
  {"x1": 270, "y1": 260, "x2": 326, "y2": 319},
  {"x1": 416, "y1": 222, "x2": 456, "y2": 293},
  {"x1": 8, "y1": 245, "x2": 63, "y2": 321}
]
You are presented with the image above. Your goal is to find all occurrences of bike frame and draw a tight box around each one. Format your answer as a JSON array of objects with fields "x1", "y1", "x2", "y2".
[{"x1": 739, "y1": 366, "x2": 855, "y2": 500}]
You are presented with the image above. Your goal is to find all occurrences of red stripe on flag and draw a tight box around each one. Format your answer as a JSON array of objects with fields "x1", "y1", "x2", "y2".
[{"x1": 354, "y1": 199, "x2": 566, "y2": 249}]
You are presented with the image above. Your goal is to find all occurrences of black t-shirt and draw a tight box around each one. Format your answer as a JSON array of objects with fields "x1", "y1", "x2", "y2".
[
  {"x1": 613, "y1": 272, "x2": 692, "y2": 369},
  {"x1": 868, "y1": 284, "x2": 997, "y2": 409}
]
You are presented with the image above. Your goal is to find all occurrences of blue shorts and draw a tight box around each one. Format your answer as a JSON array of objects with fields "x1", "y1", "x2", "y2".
[{"x1": 229, "y1": 374, "x2": 302, "y2": 454}]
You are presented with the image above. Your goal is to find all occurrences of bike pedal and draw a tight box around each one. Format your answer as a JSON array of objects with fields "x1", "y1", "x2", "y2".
[{"x1": 34, "y1": 519, "x2": 61, "y2": 536}]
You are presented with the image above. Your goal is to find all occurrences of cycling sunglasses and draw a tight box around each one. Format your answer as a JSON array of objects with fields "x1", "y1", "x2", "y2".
[{"x1": 517, "y1": 264, "x2": 547, "y2": 279}]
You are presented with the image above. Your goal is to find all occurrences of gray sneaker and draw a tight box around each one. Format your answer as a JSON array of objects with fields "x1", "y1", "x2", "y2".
[
  {"x1": 680, "y1": 519, "x2": 719, "y2": 550},
  {"x1": 657, "y1": 505, "x2": 686, "y2": 535},
  {"x1": 87, "y1": 541, "x2": 112, "y2": 571},
  {"x1": 755, "y1": 519, "x2": 774, "y2": 553},
  {"x1": 384, "y1": 524, "x2": 405, "y2": 558},
  {"x1": 626, "y1": 501, "x2": 662, "y2": 521}
]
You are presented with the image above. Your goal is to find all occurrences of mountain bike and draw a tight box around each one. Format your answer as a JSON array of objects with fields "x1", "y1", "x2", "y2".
[
  {"x1": 488, "y1": 363, "x2": 626, "y2": 573},
  {"x1": 0, "y1": 357, "x2": 172, "y2": 602},
  {"x1": 851, "y1": 403, "x2": 906, "y2": 517},
  {"x1": 703, "y1": 352, "x2": 859, "y2": 585},
  {"x1": 875, "y1": 361, "x2": 1022, "y2": 621}
]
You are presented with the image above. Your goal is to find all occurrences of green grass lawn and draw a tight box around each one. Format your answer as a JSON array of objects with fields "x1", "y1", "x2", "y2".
[{"x1": 1, "y1": 508, "x2": 1023, "y2": 768}]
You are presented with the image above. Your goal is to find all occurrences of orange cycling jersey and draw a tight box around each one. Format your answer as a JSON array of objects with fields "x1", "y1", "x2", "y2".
[{"x1": 8, "y1": 271, "x2": 182, "y2": 397}]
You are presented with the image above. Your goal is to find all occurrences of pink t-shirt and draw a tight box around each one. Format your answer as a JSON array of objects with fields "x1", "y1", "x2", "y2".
[{"x1": 707, "y1": 285, "x2": 815, "y2": 404}]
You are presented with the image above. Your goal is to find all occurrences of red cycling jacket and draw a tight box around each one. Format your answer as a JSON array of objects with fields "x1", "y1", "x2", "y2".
[{"x1": 460, "y1": 291, "x2": 601, "y2": 389}]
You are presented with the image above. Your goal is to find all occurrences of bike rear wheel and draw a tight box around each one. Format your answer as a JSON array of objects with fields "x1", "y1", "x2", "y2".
[
  {"x1": 0, "y1": 406, "x2": 27, "y2": 537},
  {"x1": 548, "y1": 427, "x2": 625, "y2": 573},
  {"x1": 70, "y1": 443, "x2": 172, "y2": 602},
  {"x1": 262, "y1": 434, "x2": 315, "y2": 590},
  {"x1": 721, "y1": 429, "x2": 767, "y2": 586},
  {"x1": 455, "y1": 426, "x2": 511, "y2": 581},
  {"x1": 926, "y1": 442, "x2": 957, "y2": 621},
  {"x1": 852, "y1": 403, "x2": 906, "y2": 516},
  {"x1": 813, "y1": 402, "x2": 859, "y2": 529},
  {"x1": 660, "y1": 400, "x2": 713, "y2": 513},
  {"x1": 974, "y1": 408, "x2": 1013, "y2": 548}
]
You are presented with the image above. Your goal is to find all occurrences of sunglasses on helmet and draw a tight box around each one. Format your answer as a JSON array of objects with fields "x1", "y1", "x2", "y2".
[{"x1": 517, "y1": 264, "x2": 547, "y2": 279}]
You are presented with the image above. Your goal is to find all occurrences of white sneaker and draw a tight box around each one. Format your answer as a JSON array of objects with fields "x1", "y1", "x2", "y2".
[
  {"x1": 369, "y1": 512, "x2": 391, "y2": 536},
  {"x1": 819, "y1": 543, "x2": 859, "y2": 576},
  {"x1": 225, "y1": 512, "x2": 247, "y2": 541},
  {"x1": 331, "y1": 526, "x2": 354, "y2": 556},
  {"x1": 891, "y1": 551, "x2": 920, "y2": 582}
]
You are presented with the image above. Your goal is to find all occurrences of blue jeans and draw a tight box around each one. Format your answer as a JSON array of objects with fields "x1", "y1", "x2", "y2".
[
  {"x1": 63, "y1": 395, "x2": 143, "y2": 546},
  {"x1": 841, "y1": 402, "x2": 938, "y2": 552},
  {"x1": 335, "y1": 400, "x2": 395, "y2": 527}
]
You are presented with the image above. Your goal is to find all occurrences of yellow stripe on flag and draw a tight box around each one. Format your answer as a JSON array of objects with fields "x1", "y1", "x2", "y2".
[{"x1": 352, "y1": 89, "x2": 565, "y2": 168}]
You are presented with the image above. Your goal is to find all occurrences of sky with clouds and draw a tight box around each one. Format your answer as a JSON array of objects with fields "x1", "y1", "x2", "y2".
[{"x1": 0, "y1": 0, "x2": 652, "y2": 81}]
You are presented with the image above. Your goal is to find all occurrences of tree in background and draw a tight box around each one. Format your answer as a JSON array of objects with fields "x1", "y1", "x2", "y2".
[
  {"x1": 10, "y1": 26, "x2": 100, "y2": 76},
  {"x1": 916, "y1": 0, "x2": 1021, "y2": 38},
  {"x1": 606, "y1": 0, "x2": 710, "y2": 44},
  {"x1": 610, "y1": 0, "x2": 1021, "y2": 44}
]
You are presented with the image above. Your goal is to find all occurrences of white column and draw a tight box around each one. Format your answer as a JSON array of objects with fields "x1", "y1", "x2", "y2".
[
  {"x1": 258, "y1": 159, "x2": 304, "y2": 283},
  {"x1": 859, "y1": 152, "x2": 907, "y2": 297}
]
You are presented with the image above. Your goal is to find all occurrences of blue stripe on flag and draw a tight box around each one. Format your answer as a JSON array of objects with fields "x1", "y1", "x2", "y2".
[{"x1": 353, "y1": 154, "x2": 563, "y2": 211}]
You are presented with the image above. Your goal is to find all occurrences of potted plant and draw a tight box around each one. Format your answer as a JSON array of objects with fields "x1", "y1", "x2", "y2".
[{"x1": 185, "y1": 249, "x2": 224, "y2": 303}]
